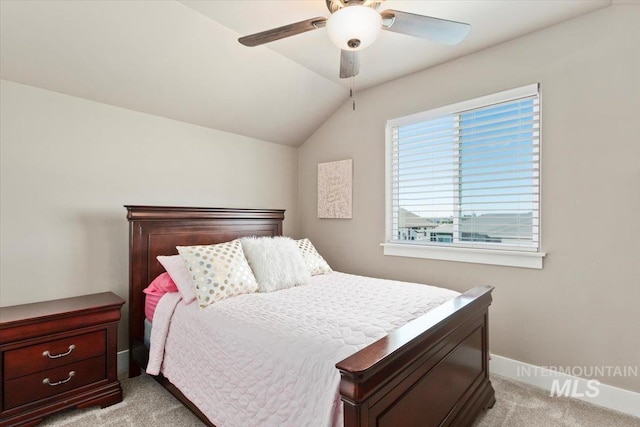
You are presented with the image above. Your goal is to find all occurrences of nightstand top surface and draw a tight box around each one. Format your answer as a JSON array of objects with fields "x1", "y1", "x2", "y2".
[{"x1": 0, "y1": 292, "x2": 125, "y2": 327}]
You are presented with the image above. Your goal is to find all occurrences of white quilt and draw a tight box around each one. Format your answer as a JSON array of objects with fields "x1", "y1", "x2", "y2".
[{"x1": 147, "y1": 272, "x2": 459, "y2": 427}]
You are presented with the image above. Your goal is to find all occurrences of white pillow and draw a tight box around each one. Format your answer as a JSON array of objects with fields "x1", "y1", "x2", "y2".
[
  {"x1": 157, "y1": 255, "x2": 197, "y2": 304},
  {"x1": 296, "y1": 238, "x2": 332, "y2": 276},
  {"x1": 240, "y1": 236, "x2": 311, "y2": 292},
  {"x1": 177, "y1": 240, "x2": 259, "y2": 309}
]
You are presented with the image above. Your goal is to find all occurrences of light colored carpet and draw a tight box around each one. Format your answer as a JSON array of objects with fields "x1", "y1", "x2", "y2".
[
  {"x1": 472, "y1": 376, "x2": 639, "y2": 427},
  {"x1": 38, "y1": 374, "x2": 638, "y2": 427}
]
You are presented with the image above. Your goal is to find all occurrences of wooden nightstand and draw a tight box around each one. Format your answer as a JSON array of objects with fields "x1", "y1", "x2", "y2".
[{"x1": 0, "y1": 292, "x2": 125, "y2": 427}]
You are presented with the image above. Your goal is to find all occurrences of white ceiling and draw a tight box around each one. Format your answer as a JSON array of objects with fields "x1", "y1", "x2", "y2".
[{"x1": 1, "y1": 1, "x2": 612, "y2": 146}]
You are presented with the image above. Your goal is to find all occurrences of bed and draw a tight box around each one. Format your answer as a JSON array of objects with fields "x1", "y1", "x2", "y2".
[{"x1": 126, "y1": 205, "x2": 495, "y2": 427}]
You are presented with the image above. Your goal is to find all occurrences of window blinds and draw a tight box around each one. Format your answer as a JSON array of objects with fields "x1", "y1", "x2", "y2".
[{"x1": 388, "y1": 84, "x2": 540, "y2": 251}]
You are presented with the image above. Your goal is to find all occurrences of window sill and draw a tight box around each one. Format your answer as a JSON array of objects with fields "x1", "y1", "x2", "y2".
[{"x1": 381, "y1": 243, "x2": 545, "y2": 269}]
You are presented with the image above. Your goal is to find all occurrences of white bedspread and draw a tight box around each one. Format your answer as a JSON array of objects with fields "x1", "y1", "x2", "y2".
[{"x1": 147, "y1": 272, "x2": 459, "y2": 427}]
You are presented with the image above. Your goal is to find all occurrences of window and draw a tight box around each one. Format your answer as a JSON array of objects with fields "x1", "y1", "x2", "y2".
[{"x1": 384, "y1": 84, "x2": 545, "y2": 269}]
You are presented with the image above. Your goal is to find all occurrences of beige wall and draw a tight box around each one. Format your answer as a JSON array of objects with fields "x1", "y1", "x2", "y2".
[
  {"x1": 0, "y1": 80, "x2": 299, "y2": 349},
  {"x1": 299, "y1": 5, "x2": 640, "y2": 392}
]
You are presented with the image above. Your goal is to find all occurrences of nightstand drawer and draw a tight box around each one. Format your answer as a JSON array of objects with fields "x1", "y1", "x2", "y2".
[
  {"x1": 4, "y1": 355, "x2": 106, "y2": 410},
  {"x1": 4, "y1": 330, "x2": 106, "y2": 380}
]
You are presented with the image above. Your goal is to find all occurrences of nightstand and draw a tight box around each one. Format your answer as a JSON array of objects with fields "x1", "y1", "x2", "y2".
[{"x1": 0, "y1": 292, "x2": 125, "y2": 427}]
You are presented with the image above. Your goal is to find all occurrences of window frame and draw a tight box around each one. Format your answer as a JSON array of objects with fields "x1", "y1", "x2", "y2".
[{"x1": 383, "y1": 84, "x2": 545, "y2": 269}]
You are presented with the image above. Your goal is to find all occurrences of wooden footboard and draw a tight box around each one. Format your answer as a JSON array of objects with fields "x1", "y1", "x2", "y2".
[{"x1": 337, "y1": 285, "x2": 495, "y2": 427}]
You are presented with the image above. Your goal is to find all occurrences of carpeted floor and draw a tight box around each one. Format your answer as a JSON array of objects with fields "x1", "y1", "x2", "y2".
[{"x1": 38, "y1": 374, "x2": 638, "y2": 427}]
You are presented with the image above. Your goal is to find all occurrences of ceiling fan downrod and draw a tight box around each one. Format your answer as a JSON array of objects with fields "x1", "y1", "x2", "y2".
[{"x1": 326, "y1": 0, "x2": 383, "y2": 14}]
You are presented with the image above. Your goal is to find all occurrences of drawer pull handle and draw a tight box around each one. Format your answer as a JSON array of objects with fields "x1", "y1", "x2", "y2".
[
  {"x1": 43, "y1": 344, "x2": 75, "y2": 359},
  {"x1": 42, "y1": 371, "x2": 75, "y2": 386}
]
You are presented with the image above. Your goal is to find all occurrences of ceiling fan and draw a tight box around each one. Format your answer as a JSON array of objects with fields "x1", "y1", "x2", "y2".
[{"x1": 238, "y1": 0, "x2": 471, "y2": 79}]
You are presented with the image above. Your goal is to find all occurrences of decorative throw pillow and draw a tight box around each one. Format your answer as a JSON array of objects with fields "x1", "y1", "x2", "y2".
[
  {"x1": 157, "y1": 255, "x2": 197, "y2": 304},
  {"x1": 296, "y1": 238, "x2": 332, "y2": 276},
  {"x1": 177, "y1": 240, "x2": 258, "y2": 309},
  {"x1": 240, "y1": 236, "x2": 311, "y2": 292}
]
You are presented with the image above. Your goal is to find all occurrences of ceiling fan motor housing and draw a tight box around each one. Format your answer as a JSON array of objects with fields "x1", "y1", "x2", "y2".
[{"x1": 326, "y1": 0, "x2": 382, "y2": 14}]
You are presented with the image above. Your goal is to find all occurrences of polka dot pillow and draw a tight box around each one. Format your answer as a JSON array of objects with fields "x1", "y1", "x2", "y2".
[
  {"x1": 177, "y1": 239, "x2": 258, "y2": 309},
  {"x1": 296, "y1": 238, "x2": 332, "y2": 276}
]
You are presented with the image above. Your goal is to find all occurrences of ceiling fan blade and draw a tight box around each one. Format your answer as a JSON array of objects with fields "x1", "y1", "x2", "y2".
[
  {"x1": 340, "y1": 50, "x2": 360, "y2": 79},
  {"x1": 381, "y1": 9, "x2": 470, "y2": 45},
  {"x1": 239, "y1": 17, "x2": 327, "y2": 47}
]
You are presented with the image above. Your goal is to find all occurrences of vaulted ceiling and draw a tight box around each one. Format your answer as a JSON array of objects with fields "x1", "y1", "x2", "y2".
[{"x1": 0, "y1": 1, "x2": 612, "y2": 146}]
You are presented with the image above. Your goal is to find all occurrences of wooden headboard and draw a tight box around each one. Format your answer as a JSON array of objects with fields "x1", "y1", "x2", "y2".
[{"x1": 125, "y1": 205, "x2": 285, "y2": 375}]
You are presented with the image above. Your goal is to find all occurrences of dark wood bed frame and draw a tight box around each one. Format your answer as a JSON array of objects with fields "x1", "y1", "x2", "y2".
[{"x1": 126, "y1": 205, "x2": 495, "y2": 427}]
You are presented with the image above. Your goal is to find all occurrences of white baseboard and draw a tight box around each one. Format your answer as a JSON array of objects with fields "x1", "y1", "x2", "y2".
[
  {"x1": 490, "y1": 354, "x2": 640, "y2": 418},
  {"x1": 117, "y1": 350, "x2": 129, "y2": 377}
]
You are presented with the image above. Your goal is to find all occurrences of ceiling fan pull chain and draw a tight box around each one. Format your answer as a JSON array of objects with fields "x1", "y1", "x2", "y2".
[{"x1": 351, "y1": 77, "x2": 356, "y2": 111}]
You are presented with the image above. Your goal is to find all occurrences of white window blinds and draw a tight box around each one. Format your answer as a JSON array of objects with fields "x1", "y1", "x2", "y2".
[{"x1": 387, "y1": 84, "x2": 540, "y2": 252}]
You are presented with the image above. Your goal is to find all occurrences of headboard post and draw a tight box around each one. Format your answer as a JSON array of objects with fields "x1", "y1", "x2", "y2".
[{"x1": 125, "y1": 205, "x2": 285, "y2": 377}]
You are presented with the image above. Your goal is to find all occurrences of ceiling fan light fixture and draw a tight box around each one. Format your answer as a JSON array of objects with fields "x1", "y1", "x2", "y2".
[{"x1": 326, "y1": 5, "x2": 382, "y2": 51}]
